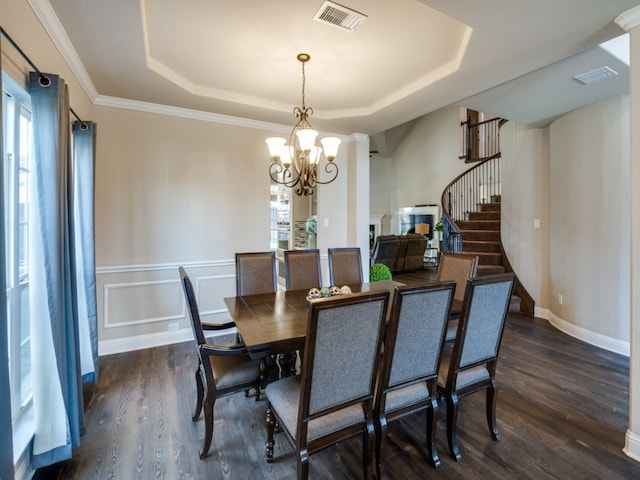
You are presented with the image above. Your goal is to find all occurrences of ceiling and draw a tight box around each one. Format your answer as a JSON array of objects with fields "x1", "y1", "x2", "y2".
[{"x1": 46, "y1": 0, "x2": 638, "y2": 136}]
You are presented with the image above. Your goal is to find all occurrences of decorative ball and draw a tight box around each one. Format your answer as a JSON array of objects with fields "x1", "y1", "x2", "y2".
[
  {"x1": 307, "y1": 287, "x2": 321, "y2": 300},
  {"x1": 339, "y1": 285, "x2": 352, "y2": 295},
  {"x1": 320, "y1": 287, "x2": 332, "y2": 297},
  {"x1": 329, "y1": 285, "x2": 341, "y2": 296}
]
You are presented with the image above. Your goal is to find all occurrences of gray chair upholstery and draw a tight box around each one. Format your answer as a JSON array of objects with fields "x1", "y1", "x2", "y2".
[
  {"x1": 179, "y1": 266, "x2": 265, "y2": 459},
  {"x1": 328, "y1": 247, "x2": 363, "y2": 286},
  {"x1": 374, "y1": 281, "x2": 455, "y2": 476},
  {"x1": 437, "y1": 253, "x2": 479, "y2": 341},
  {"x1": 265, "y1": 290, "x2": 390, "y2": 480},
  {"x1": 436, "y1": 273, "x2": 516, "y2": 462},
  {"x1": 235, "y1": 251, "x2": 277, "y2": 296},
  {"x1": 284, "y1": 249, "x2": 322, "y2": 290}
]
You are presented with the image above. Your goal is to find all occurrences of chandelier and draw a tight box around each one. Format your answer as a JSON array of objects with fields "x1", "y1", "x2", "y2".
[{"x1": 266, "y1": 53, "x2": 341, "y2": 196}]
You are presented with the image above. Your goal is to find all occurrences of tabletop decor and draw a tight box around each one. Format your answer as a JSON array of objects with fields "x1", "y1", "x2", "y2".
[
  {"x1": 307, "y1": 285, "x2": 352, "y2": 300},
  {"x1": 370, "y1": 263, "x2": 392, "y2": 282}
]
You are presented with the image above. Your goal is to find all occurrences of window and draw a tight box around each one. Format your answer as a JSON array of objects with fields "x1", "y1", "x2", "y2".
[{"x1": 3, "y1": 73, "x2": 33, "y2": 422}]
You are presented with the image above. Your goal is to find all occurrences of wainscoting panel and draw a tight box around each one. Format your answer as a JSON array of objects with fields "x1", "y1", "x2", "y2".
[
  {"x1": 103, "y1": 279, "x2": 184, "y2": 329},
  {"x1": 97, "y1": 260, "x2": 236, "y2": 355}
]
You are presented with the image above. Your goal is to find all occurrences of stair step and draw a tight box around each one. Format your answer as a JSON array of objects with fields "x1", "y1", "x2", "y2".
[
  {"x1": 460, "y1": 230, "x2": 501, "y2": 242},
  {"x1": 476, "y1": 264, "x2": 506, "y2": 275},
  {"x1": 463, "y1": 240, "x2": 501, "y2": 253},
  {"x1": 491, "y1": 194, "x2": 501, "y2": 203},
  {"x1": 480, "y1": 203, "x2": 501, "y2": 212},
  {"x1": 465, "y1": 251, "x2": 502, "y2": 265},
  {"x1": 468, "y1": 211, "x2": 499, "y2": 221},
  {"x1": 457, "y1": 220, "x2": 500, "y2": 231}
]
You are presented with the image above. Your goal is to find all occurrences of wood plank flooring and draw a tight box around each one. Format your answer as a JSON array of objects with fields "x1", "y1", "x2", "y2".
[{"x1": 34, "y1": 268, "x2": 640, "y2": 479}]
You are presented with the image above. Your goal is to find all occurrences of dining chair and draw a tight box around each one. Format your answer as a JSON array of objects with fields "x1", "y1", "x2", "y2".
[
  {"x1": 436, "y1": 253, "x2": 479, "y2": 341},
  {"x1": 328, "y1": 247, "x2": 363, "y2": 286},
  {"x1": 436, "y1": 273, "x2": 516, "y2": 462},
  {"x1": 284, "y1": 249, "x2": 322, "y2": 290},
  {"x1": 179, "y1": 266, "x2": 267, "y2": 459},
  {"x1": 235, "y1": 251, "x2": 277, "y2": 296},
  {"x1": 265, "y1": 290, "x2": 390, "y2": 480},
  {"x1": 374, "y1": 281, "x2": 455, "y2": 476}
]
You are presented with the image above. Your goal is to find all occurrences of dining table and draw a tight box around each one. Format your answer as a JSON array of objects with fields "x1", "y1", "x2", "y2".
[{"x1": 223, "y1": 280, "x2": 404, "y2": 376}]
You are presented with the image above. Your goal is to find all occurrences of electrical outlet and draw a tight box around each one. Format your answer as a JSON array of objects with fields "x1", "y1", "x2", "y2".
[
  {"x1": 168, "y1": 322, "x2": 179, "y2": 332},
  {"x1": 558, "y1": 294, "x2": 563, "y2": 306}
]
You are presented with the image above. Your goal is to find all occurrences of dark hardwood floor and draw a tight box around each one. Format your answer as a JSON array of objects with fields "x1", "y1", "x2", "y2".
[{"x1": 35, "y1": 268, "x2": 639, "y2": 479}]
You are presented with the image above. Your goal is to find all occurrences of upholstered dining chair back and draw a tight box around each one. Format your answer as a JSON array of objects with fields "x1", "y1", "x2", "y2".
[
  {"x1": 436, "y1": 253, "x2": 479, "y2": 303},
  {"x1": 235, "y1": 251, "x2": 277, "y2": 296},
  {"x1": 179, "y1": 266, "x2": 264, "y2": 459},
  {"x1": 328, "y1": 247, "x2": 363, "y2": 286},
  {"x1": 265, "y1": 290, "x2": 390, "y2": 479},
  {"x1": 284, "y1": 249, "x2": 322, "y2": 290},
  {"x1": 374, "y1": 281, "x2": 455, "y2": 474},
  {"x1": 437, "y1": 273, "x2": 516, "y2": 462}
]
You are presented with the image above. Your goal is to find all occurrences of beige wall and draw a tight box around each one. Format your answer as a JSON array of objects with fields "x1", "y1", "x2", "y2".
[
  {"x1": 377, "y1": 97, "x2": 631, "y2": 353},
  {"x1": 500, "y1": 122, "x2": 551, "y2": 309},
  {"x1": 548, "y1": 95, "x2": 630, "y2": 348},
  {"x1": 369, "y1": 105, "x2": 470, "y2": 235}
]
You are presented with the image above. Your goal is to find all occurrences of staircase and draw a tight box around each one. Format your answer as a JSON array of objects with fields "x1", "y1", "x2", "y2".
[
  {"x1": 455, "y1": 195, "x2": 523, "y2": 312},
  {"x1": 457, "y1": 195, "x2": 505, "y2": 276}
]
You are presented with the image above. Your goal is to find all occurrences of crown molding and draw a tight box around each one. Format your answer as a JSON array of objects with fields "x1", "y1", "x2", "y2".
[
  {"x1": 28, "y1": 0, "x2": 98, "y2": 100},
  {"x1": 616, "y1": 5, "x2": 640, "y2": 32}
]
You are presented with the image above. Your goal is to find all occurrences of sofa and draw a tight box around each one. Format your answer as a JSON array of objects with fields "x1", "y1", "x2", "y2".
[{"x1": 370, "y1": 234, "x2": 427, "y2": 273}]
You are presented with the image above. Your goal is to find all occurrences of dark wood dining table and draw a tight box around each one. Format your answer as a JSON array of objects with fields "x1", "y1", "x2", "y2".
[{"x1": 223, "y1": 280, "x2": 404, "y2": 367}]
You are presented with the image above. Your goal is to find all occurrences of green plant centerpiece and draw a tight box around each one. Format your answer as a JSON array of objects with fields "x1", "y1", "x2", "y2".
[{"x1": 369, "y1": 263, "x2": 392, "y2": 282}]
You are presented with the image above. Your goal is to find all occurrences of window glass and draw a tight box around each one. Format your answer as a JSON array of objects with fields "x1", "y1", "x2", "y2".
[{"x1": 3, "y1": 73, "x2": 33, "y2": 418}]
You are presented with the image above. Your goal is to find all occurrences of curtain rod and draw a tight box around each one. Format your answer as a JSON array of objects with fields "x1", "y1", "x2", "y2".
[{"x1": 1, "y1": 26, "x2": 87, "y2": 128}]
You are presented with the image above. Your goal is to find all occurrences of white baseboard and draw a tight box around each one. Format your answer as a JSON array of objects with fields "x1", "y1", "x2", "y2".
[
  {"x1": 98, "y1": 327, "x2": 233, "y2": 356},
  {"x1": 534, "y1": 307, "x2": 629, "y2": 357},
  {"x1": 624, "y1": 429, "x2": 640, "y2": 463}
]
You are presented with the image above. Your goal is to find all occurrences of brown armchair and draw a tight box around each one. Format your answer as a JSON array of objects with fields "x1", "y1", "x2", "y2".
[
  {"x1": 370, "y1": 235, "x2": 400, "y2": 272},
  {"x1": 404, "y1": 233, "x2": 428, "y2": 271}
]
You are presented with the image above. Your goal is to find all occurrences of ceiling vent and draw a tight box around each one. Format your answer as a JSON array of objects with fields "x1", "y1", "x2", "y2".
[
  {"x1": 313, "y1": 1, "x2": 367, "y2": 32},
  {"x1": 573, "y1": 66, "x2": 619, "y2": 85}
]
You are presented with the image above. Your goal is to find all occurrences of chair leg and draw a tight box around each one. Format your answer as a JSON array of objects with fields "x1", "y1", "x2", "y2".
[
  {"x1": 375, "y1": 414, "x2": 388, "y2": 479},
  {"x1": 200, "y1": 392, "x2": 215, "y2": 459},
  {"x1": 445, "y1": 392, "x2": 462, "y2": 462},
  {"x1": 297, "y1": 447, "x2": 310, "y2": 480},
  {"x1": 486, "y1": 382, "x2": 500, "y2": 441},
  {"x1": 426, "y1": 396, "x2": 441, "y2": 468},
  {"x1": 364, "y1": 421, "x2": 375, "y2": 480},
  {"x1": 265, "y1": 402, "x2": 276, "y2": 463},
  {"x1": 192, "y1": 366, "x2": 204, "y2": 421}
]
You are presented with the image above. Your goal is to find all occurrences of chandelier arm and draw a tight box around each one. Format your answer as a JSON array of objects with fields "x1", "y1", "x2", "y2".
[{"x1": 311, "y1": 162, "x2": 339, "y2": 185}]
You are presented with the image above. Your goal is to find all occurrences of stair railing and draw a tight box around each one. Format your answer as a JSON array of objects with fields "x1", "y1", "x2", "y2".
[
  {"x1": 440, "y1": 156, "x2": 501, "y2": 253},
  {"x1": 460, "y1": 116, "x2": 502, "y2": 163}
]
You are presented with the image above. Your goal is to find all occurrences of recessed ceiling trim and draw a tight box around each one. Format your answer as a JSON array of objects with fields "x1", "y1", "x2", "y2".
[
  {"x1": 573, "y1": 66, "x2": 618, "y2": 85},
  {"x1": 313, "y1": 1, "x2": 367, "y2": 32}
]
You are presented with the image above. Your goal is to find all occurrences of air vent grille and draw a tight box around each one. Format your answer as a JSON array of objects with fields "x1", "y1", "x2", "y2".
[
  {"x1": 313, "y1": 1, "x2": 367, "y2": 32},
  {"x1": 573, "y1": 66, "x2": 619, "y2": 85}
]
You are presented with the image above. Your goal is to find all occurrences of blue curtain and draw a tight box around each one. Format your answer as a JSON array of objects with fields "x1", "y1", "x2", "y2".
[
  {"x1": 0, "y1": 36, "x2": 16, "y2": 480},
  {"x1": 28, "y1": 72, "x2": 94, "y2": 468},
  {"x1": 73, "y1": 120, "x2": 98, "y2": 382}
]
